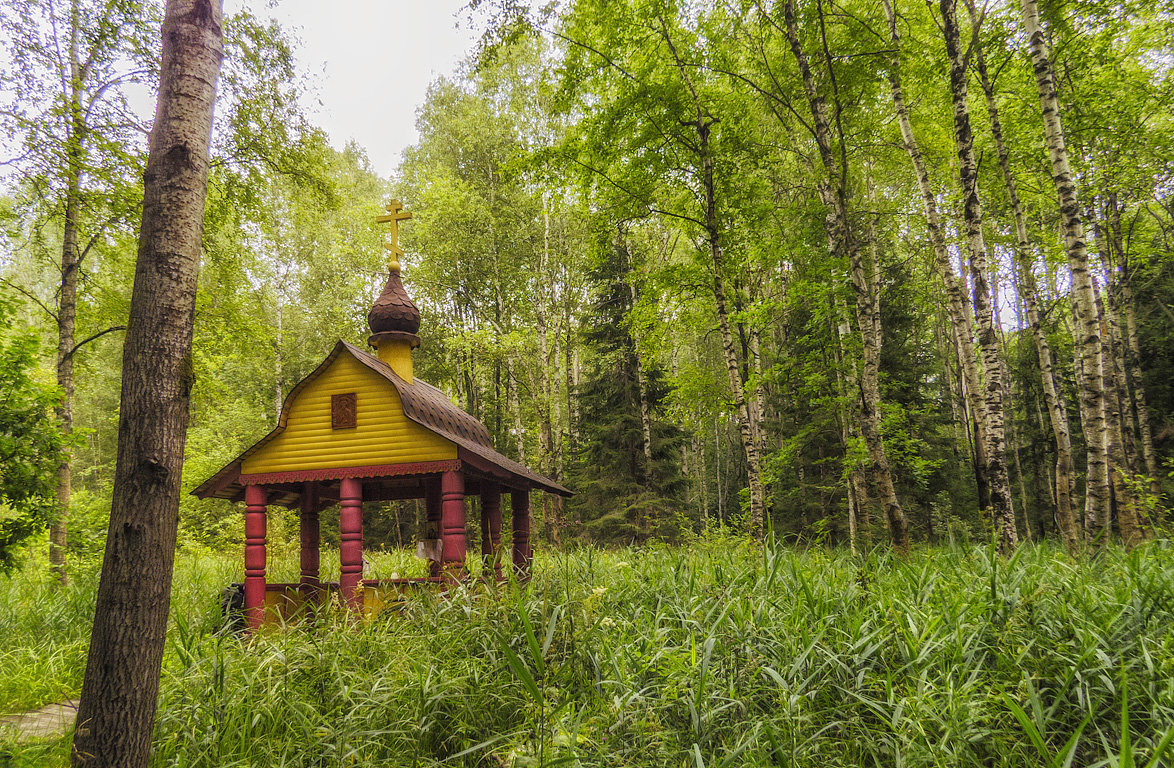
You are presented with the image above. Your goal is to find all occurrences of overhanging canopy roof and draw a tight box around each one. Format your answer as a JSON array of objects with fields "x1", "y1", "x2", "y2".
[{"x1": 192, "y1": 340, "x2": 572, "y2": 502}]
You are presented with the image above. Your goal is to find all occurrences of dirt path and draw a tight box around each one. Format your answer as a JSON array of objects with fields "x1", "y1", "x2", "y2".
[{"x1": 0, "y1": 699, "x2": 78, "y2": 742}]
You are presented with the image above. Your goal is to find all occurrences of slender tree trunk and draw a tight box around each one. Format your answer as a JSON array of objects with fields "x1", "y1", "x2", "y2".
[
  {"x1": 72, "y1": 2, "x2": 222, "y2": 765},
  {"x1": 882, "y1": 0, "x2": 991, "y2": 530},
  {"x1": 1118, "y1": 267, "x2": 1158, "y2": 494},
  {"x1": 1020, "y1": 0, "x2": 1111, "y2": 541},
  {"x1": 967, "y1": 8, "x2": 1078, "y2": 552},
  {"x1": 783, "y1": 0, "x2": 907, "y2": 552},
  {"x1": 1105, "y1": 197, "x2": 1157, "y2": 493},
  {"x1": 942, "y1": 0, "x2": 1017, "y2": 552},
  {"x1": 657, "y1": 16, "x2": 766, "y2": 540},
  {"x1": 274, "y1": 296, "x2": 283, "y2": 417},
  {"x1": 1104, "y1": 293, "x2": 1140, "y2": 480},
  {"x1": 749, "y1": 327, "x2": 768, "y2": 461},
  {"x1": 51, "y1": 2, "x2": 86, "y2": 586},
  {"x1": 1096, "y1": 291, "x2": 1141, "y2": 547},
  {"x1": 53, "y1": 184, "x2": 79, "y2": 587},
  {"x1": 833, "y1": 294, "x2": 867, "y2": 556},
  {"x1": 620, "y1": 238, "x2": 655, "y2": 489}
]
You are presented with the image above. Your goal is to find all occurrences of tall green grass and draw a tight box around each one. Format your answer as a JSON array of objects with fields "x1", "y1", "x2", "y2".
[{"x1": 3, "y1": 540, "x2": 1174, "y2": 766}]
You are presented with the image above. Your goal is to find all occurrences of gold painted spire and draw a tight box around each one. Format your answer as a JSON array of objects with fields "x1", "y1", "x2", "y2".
[{"x1": 375, "y1": 199, "x2": 412, "y2": 274}]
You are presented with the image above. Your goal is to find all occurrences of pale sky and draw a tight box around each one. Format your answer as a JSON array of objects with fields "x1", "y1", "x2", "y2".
[{"x1": 234, "y1": 0, "x2": 480, "y2": 179}]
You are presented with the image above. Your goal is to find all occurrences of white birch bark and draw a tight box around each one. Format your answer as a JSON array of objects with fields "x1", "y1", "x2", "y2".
[
  {"x1": 1020, "y1": 0, "x2": 1111, "y2": 540},
  {"x1": 967, "y1": 6, "x2": 1078, "y2": 551},
  {"x1": 942, "y1": 0, "x2": 1017, "y2": 552},
  {"x1": 783, "y1": 0, "x2": 908, "y2": 552}
]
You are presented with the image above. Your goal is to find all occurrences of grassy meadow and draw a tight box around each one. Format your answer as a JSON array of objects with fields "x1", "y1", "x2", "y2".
[{"x1": 2, "y1": 539, "x2": 1174, "y2": 767}]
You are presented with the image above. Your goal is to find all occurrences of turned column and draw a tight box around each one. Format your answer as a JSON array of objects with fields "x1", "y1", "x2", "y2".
[
  {"x1": 425, "y1": 477, "x2": 442, "y2": 578},
  {"x1": 440, "y1": 470, "x2": 467, "y2": 581},
  {"x1": 299, "y1": 482, "x2": 320, "y2": 591},
  {"x1": 481, "y1": 483, "x2": 502, "y2": 581},
  {"x1": 339, "y1": 478, "x2": 364, "y2": 615},
  {"x1": 511, "y1": 488, "x2": 532, "y2": 581},
  {"x1": 244, "y1": 484, "x2": 268, "y2": 631}
]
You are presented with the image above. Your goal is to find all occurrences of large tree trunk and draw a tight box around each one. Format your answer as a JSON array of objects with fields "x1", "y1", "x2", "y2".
[
  {"x1": 942, "y1": 0, "x2": 1017, "y2": 553},
  {"x1": 782, "y1": 0, "x2": 907, "y2": 552},
  {"x1": 71, "y1": 2, "x2": 222, "y2": 766},
  {"x1": 1020, "y1": 0, "x2": 1111, "y2": 541},
  {"x1": 967, "y1": 7, "x2": 1078, "y2": 552}
]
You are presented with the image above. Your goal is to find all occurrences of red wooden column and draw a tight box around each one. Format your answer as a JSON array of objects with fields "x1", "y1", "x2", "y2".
[
  {"x1": 511, "y1": 488, "x2": 532, "y2": 581},
  {"x1": 244, "y1": 484, "x2": 267, "y2": 631},
  {"x1": 339, "y1": 478, "x2": 364, "y2": 615},
  {"x1": 425, "y1": 477, "x2": 442, "y2": 578},
  {"x1": 440, "y1": 470, "x2": 467, "y2": 581},
  {"x1": 481, "y1": 483, "x2": 502, "y2": 581},
  {"x1": 299, "y1": 482, "x2": 320, "y2": 592}
]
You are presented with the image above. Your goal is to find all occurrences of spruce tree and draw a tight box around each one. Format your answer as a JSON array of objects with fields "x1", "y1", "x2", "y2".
[{"x1": 568, "y1": 238, "x2": 687, "y2": 544}]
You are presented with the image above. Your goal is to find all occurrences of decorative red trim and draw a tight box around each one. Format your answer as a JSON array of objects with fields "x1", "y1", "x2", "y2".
[{"x1": 239, "y1": 460, "x2": 462, "y2": 486}]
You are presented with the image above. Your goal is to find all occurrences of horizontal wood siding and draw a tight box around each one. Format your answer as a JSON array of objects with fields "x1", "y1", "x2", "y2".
[{"x1": 241, "y1": 354, "x2": 456, "y2": 474}]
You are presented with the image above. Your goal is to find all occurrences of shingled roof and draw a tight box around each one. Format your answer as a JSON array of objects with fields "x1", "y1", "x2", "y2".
[{"x1": 191, "y1": 340, "x2": 571, "y2": 501}]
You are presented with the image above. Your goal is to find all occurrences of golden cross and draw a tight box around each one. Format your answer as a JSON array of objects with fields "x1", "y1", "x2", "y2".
[{"x1": 375, "y1": 199, "x2": 412, "y2": 273}]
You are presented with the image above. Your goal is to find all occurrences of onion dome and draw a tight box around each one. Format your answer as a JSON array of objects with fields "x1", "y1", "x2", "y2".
[{"x1": 367, "y1": 266, "x2": 421, "y2": 336}]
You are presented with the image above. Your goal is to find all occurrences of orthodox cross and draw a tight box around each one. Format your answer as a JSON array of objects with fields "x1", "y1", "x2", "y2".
[{"x1": 375, "y1": 199, "x2": 412, "y2": 273}]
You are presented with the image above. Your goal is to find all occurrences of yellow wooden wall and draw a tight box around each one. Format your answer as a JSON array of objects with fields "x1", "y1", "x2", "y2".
[{"x1": 241, "y1": 353, "x2": 455, "y2": 474}]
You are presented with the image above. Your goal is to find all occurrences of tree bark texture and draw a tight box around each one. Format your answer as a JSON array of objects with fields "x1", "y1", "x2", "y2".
[
  {"x1": 1020, "y1": 0, "x2": 1111, "y2": 540},
  {"x1": 71, "y1": 2, "x2": 222, "y2": 766},
  {"x1": 941, "y1": 0, "x2": 1018, "y2": 553},
  {"x1": 783, "y1": 0, "x2": 908, "y2": 552},
  {"x1": 1097, "y1": 292, "x2": 1141, "y2": 547},
  {"x1": 967, "y1": 8, "x2": 1078, "y2": 552}
]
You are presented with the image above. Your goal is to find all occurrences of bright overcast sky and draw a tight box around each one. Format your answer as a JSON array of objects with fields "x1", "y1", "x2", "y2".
[{"x1": 232, "y1": 0, "x2": 480, "y2": 179}]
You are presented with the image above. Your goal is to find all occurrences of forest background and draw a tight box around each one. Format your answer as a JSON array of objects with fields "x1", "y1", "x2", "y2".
[{"x1": 2, "y1": 0, "x2": 1173, "y2": 576}]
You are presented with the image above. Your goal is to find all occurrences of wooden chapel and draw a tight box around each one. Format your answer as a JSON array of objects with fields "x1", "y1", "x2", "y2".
[{"x1": 192, "y1": 201, "x2": 570, "y2": 630}]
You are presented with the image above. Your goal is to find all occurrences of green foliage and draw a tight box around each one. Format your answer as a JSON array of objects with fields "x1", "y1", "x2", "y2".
[
  {"x1": 0, "y1": 294, "x2": 66, "y2": 569},
  {"x1": 568, "y1": 234, "x2": 688, "y2": 543}
]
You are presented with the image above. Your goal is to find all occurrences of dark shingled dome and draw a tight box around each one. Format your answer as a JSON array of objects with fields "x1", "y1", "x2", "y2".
[{"x1": 367, "y1": 269, "x2": 421, "y2": 335}]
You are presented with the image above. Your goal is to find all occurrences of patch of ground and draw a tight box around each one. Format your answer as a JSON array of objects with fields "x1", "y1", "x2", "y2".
[{"x1": 0, "y1": 700, "x2": 78, "y2": 743}]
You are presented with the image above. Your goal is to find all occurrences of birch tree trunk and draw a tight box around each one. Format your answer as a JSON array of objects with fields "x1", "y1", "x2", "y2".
[
  {"x1": 1118, "y1": 268, "x2": 1159, "y2": 494},
  {"x1": 880, "y1": 0, "x2": 994, "y2": 533},
  {"x1": 1020, "y1": 0, "x2": 1111, "y2": 540},
  {"x1": 50, "y1": 0, "x2": 85, "y2": 586},
  {"x1": 967, "y1": 7, "x2": 1079, "y2": 552},
  {"x1": 1105, "y1": 197, "x2": 1158, "y2": 491},
  {"x1": 833, "y1": 294, "x2": 868, "y2": 556},
  {"x1": 782, "y1": 0, "x2": 907, "y2": 553},
  {"x1": 72, "y1": 1, "x2": 222, "y2": 765},
  {"x1": 657, "y1": 16, "x2": 766, "y2": 540},
  {"x1": 942, "y1": 0, "x2": 1017, "y2": 552},
  {"x1": 1096, "y1": 291, "x2": 1141, "y2": 547}
]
